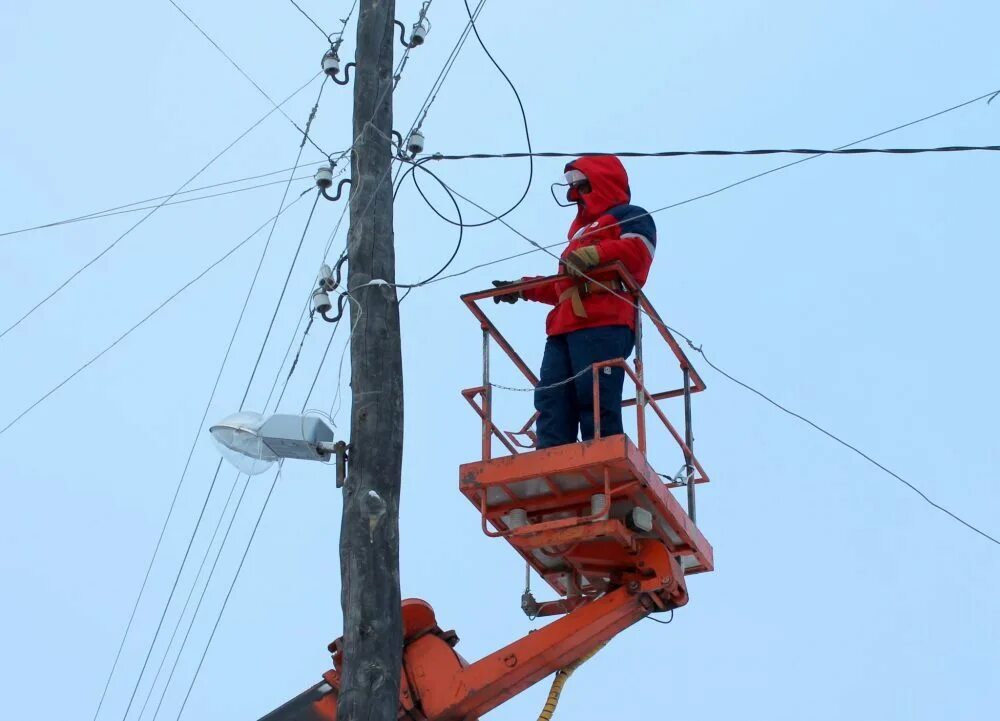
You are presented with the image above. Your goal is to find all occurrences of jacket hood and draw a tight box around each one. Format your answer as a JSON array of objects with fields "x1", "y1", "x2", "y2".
[{"x1": 565, "y1": 155, "x2": 631, "y2": 235}]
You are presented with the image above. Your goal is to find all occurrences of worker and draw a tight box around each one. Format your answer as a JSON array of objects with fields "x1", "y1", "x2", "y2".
[{"x1": 493, "y1": 155, "x2": 656, "y2": 449}]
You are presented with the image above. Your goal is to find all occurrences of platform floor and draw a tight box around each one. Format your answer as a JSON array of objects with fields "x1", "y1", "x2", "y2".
[{"x1": 460, "y1": 435, "x2": 713, "y2": 597}]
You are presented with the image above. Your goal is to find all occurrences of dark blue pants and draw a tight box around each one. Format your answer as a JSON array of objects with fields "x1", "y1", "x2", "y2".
[{"x1": 534, "y1": 325, "x2": 635, "y2": 449}]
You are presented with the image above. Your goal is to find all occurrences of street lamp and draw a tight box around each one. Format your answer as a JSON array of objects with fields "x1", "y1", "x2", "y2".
[{"x1": 209, "y1": 411, "x2": 336, "y2": 475}]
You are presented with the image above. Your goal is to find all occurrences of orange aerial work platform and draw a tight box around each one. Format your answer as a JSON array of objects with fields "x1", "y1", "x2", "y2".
[{"x1": 260, "y1": 264, "x2": 714, "y2": 721}]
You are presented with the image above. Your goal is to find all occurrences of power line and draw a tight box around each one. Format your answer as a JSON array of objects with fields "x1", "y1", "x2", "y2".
[
  {"x1": 264, "y1": 299, "x2": 314, "y2": 413},
  {"x1": 684, "y1": 341, "x2": 1000, "y2": 547},
  {"x1": 148, "y1": 481, "x2": 264, "y2": 721},
  {"x1": 112, "y1": 121, "x2": 325, "y2": 721},
  {"x1": 88, "y1": 186, "x2": 310, "y2": 721},
  {"x1": 10, "y1": 176, "x2": 315, "y2": 237},
  {"x1": 446, "y1": 0, "x2": 533, "y2": 227},
  {"x1": 406, "y1": 0, "x2": 486, "y2": 139},
  {"x1": 286, "y1": 0, "x2": 329, "y2": 39},
  {"x1": 403, "y1": 163, "x2": 1000, "y2": 549},
  {"x1": 572, "y1": 87, "x2": 1000, "y2": 245},
  {"x1": 0, "y1": 162, "x2": 336, "y2": 240},
  {"x1": 395, "y1": 161, "x2": 464, "y2": 292},
  {"x1": 0, "y1": 72, "x2": 321, "y2": 343},
  {"x1": 113, "y1": 468, "x2": 226, "y2": 721},
  {"x1": 89, "y1": 192, "x2": 312, "y2": 721},
  {"x1": 136, "y1": 468, "x2": 243, "y2": 721},
  {"x1": 391, "y1": 0, "x2": 432, "y2": 89},
  {"x1": 167, "y1": 0, "x2": 330, "y2": 158},
  {"x1": 238, "y1": 191, "x2": 323, "y2": 409},
  {"x1": 0, "y1": 193, "x2": 309, "y2": 439},
  {"x1": 123, "y1": 99, "x2": 328, "y2": 719},
  {"x1": 422, "y1": 144, "x2": 1000, "y2": 161},
  {"x1": 91, "y1": 83, "x2": 330, "y2": 721},
  {"x1": 407, "y1": 85, "x2": 1000, "y2": 285},
  {"x1": 171, "y1": 464, "x2": 283, "y2": 721},
  {"x1": 329, "y1": 0, "x2": 360, "y2": 52}
]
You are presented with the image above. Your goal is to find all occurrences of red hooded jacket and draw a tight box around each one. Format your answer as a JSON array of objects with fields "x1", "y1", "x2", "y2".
[{"x1": 522, "y1": 155, "x2": 657, "y2": 336}]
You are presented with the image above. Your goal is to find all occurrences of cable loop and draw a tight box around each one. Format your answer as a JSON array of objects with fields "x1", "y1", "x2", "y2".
[
  {"x1": 331, "y1": 61, "x2": 356, "y2": 85},
  {"x1": 321, "y1": 178, "x2": 352, "y2": 202}
]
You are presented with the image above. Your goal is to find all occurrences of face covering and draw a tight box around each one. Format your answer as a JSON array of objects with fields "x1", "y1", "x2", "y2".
[{"x1": 550, "y1": 169, "x2": 590, "y2": 207}]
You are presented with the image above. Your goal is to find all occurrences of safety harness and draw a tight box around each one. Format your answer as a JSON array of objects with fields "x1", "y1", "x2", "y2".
[{"x1": 557, "y1": 278, "x2": 627, "y2": 318}]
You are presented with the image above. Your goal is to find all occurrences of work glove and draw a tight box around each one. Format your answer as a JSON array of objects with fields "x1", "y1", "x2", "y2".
[
  {"x1": 492, "y1": 280, "x2": 521, "y2": 304},
  {"x1": 564, "y1": 246, "x2": 601, "y2": 278}
]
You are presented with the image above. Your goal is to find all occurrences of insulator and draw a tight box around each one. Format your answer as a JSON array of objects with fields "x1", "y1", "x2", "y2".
[
  {"x1": 318, "y1": 263, "x2": 335, "y2": 291},
  {"x1": 410, "y1": 20, "x2": 429, "y2": 46},
  {"x1": 321, "y1": 50, "x2": 340, "y2": 77},
  {"x1": 312, "y1": 288, "x2": 332, "y2": 314},
  {"x1": 407, "y1": 129, "x2": 425, "y2": 155},
  {"x1": 314, "y1": 165, "x2": 334, "y2": 189}
]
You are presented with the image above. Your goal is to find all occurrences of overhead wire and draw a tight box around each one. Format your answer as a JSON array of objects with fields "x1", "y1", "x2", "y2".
[
  {"x1": 286, "y1": 0, "x2": 329, "y2": 39},
  {"x1": 132, "y1": 14, "x2": 467, "y2": 714},
  {"x1": 146, "y1": 474, "x2": 254, "y2": 721},
  {"x1": 0, "y1": 162, "x2": 337, "y2": 240},
  {"x1": 393, "y1": 159, "x2": 464, "y2": 293},
  {"x1": 270, "y1": 308, "x2": 316, "y2": 412},
  {"x1": 143, "y1": 21, "x2": 483, "y2": 714},
  {"x1": 15, "y1": 176, "x2": 315, "y2": 233},
  {"x1": 101, "y1": 78, "x2": 328, "y2": 721},
  {"x1": 400, "y1": 0, "x2": 535, "y2": 229},
  {"x1": 93, "y1": 50, "x2": 999, "y2": 721},
  {"x1": 428, "y1": 0, "x2": 533, "y2": 228},
  {"x1": 406, "y1": 0, "x2": 486, "y2": 140},
  {"x1": 403, "y1": 85, "x2": 1000, "y2": 286},
  {"x1": 387, "y1": 0, "x2": 485, "y2": 191},
  {"x1": 119, "y1": 83, "x2": 334, "y2": 719},
  {"x1": 11, "y1": 138, "x2": 993, "y2": 242},
  {"x1": 421, "y1": 144, "x2": 1000, "y2": 161},
  {"x1": 112, "y1": 448, "x2": 227, "y2": 721},
  {"x1": 687, "y1": 342, "x2": 1000, "y2": 547},
  {"x1": 134, "y1": 467, "x2": 244, "y2": 721},
  {"x1": 329, "y1": 0, "x2": 360, "y2": 53},
  {"x1": 124, "y1": 188, "x2": 323, "y2": 718},
  {"x1": 136, "y1": 58, "x2": 420, "y2": 718},
  {"x1": 328, "y1": 293, "x2": 363, "y2": 426},
  {"x1": 391, "y1": 0, "x2": 433, "y2": 89},
  {"x1": 388, "y1": 0, "x2": 529, "y2": 299},
  {"x1": 0, "y1": 194, "x2": 310, "y2": 439},
  {"x1": 106, "y1": 119, "x2": 327, "y2": 720},
  {"x1": 262, "y1": 163, "x2": 350, "y2": 414},
  {"x1": 239, "y1": 190, "x2": 323, "y2": 409},
  {"x1": 400, "y1": 161, "x2": 1000, "y2": 549},
  {"x1": 568, "y1": 87, "x2": 1000, "y2": 245},
  {"x1": 0, "y1": 72, "x2": 323, "y2": 344},
  {"x1": 172, "y1": 463, "x2": 284, "y2": 721},
  {"x1": 167, "y1": 0, "x2": 330, "y2": 158},
  {"x1": 88, "y1": 177, "x2": 316, "y2": 721}
]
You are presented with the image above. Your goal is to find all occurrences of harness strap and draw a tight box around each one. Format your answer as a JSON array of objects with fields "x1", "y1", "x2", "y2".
[{"x1": 557, "y1": 279, "x2": 628, "y2": 318}]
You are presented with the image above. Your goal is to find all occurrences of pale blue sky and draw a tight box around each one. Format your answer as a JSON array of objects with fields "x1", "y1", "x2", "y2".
[{"x1": 2, "y1": 1, "x2": 998, "y2": 720}]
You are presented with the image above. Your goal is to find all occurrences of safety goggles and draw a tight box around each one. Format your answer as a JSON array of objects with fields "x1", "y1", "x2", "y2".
[{"x1": 564, "y1": 169, "x2": 588, "y2": 188}]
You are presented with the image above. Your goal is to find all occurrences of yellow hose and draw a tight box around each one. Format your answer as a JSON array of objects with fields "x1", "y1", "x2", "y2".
[{"x1": 535, "y1": 643, "x2": 606, "y2": 721}]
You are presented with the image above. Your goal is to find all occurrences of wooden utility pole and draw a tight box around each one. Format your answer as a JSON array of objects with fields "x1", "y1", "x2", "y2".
[{"x1": 338, "y1": 0, "x2": 404, "y2": 719}]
